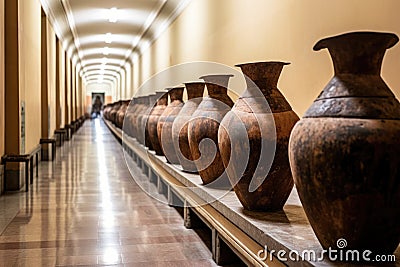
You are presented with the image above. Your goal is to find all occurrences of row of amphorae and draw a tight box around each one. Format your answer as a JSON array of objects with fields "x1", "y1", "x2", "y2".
[{"x1": 104, "y1": 32, "x2": 400, "y2": 256}]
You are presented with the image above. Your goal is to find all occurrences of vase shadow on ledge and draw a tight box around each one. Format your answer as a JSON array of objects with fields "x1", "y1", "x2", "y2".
[{"x1": 241, "y1": 209, "x2": 290, "y2": 224}]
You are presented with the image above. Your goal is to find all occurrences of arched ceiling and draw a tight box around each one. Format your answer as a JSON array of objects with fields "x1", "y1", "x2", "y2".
[{"x1": 40, "y1": 0, "x2": 191, "y2": 84}]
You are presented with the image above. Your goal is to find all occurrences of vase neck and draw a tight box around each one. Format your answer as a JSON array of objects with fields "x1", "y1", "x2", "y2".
[
  {"x1": 148, "y1": 94, "x2": 157, "y2": 106},
  {"x1": 207, "y1": 84, "x2": 229, "y2": 98},
  {"x1": 185, "y1": 82, "x2": 205, "y2": 100},
  {"x1": 142, "y1": 96, "x2": 150, "y2": 105},
  {"x1": 156, "y1": 93, "x2": 168, "y2": 106},
  {"x1": 314, "y1": 32, "x2": 399, "y2": 75},
  {"x1": 168, "y1": 87, "x2": 184, "y2": 102},
  {"x1": 237, "y1": 61, "x2": 293, "y2": 112},
  {"x1": 199, "y1": 74, "x2": 233, "y2": 99}
]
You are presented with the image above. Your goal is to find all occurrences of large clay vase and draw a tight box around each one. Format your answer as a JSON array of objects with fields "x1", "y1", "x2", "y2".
[
  {"x1": 103, "y1": 104, "x2": 112, "y2": 120},
  {"x1": 219, "y1": 62, "x2": 299, "y2": 211},
  {"x1": 139, "y1": 94, "x2": 157, "y2": 150},
  {"x1": 157, "y1": 86, "x2": 184, "y2": 164},
  {"x1": 172, "y1": 82, "x2": 205, "y2": 173},
  {"x1": 116, "y1": 100, "x2": 129, "y2": 129},
  {"x1": 124, "y1": 97, "x2": 138, "y2": 137},
  {"x1": 109, "y1": 101, "x2": 122, "y2": 124},
  {"x1": 188, "y1": 74, "x2": 234, "y2": 187},
  {"x1": 289, "y1": 32, "x2": 400, "y2": 254},
  {"x1": 136, "y1": 96, "x2": 151, "y2": 145},
  {"x1": 130, "y1": 96, "x2": 146, "y2": 139},
  {"x1": 147, "y1": 91, "x2": 168, "y2": 155}
]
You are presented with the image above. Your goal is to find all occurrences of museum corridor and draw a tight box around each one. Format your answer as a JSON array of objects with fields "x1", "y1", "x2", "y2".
[
  {"x1": 0, "y1": 119, "x2": 216, "y2": 266},
  {"x1": 0, "y1": 0, "x2": 399, "y2": 266}
]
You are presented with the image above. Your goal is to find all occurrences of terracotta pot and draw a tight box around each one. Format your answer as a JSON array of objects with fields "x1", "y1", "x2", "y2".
[
  {"x1": 109, "y1": 101, "x2": 122, "y2": 124},
  {"x1": 289, "y1": 32, "x2": 400, "y2": 254},
  {"x1": 129, "y1": 96, "x2": 147, "y2": 139},
  {"x1": 219, "y1": 62, "x2": 299, "y2": 211},
  {"x1": 124, "y1": 98, "x2": 138, "y2": 137},
  {"x1": 172, "y1": 82, "x2": 205, "y2": 173},
  {"x1": 136, "y1": 96, "x2": 151, "y2": 145},
  {"x1": 139, "y1": 94, "x2": 157, "y2": 149},
  {"x1": 157, "y1": 86, "x2": 184, "y2": 164},
  {"x1": 188, "y1": 74, "x2": 234, "y2": 187},
  {"x1": 147, "y1": 91, "x2": 168, "y2": 155},
  {"x1": 103, "y1": 104, "x2": 112, "y2": 120},
  {"x1": 116, "y1": 100, "x2": 129, "y2": 129}
]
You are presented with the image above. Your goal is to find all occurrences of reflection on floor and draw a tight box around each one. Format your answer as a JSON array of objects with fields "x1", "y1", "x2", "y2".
[{"x1": 0, "y1": 119, "x2": 220, "y2": 266}]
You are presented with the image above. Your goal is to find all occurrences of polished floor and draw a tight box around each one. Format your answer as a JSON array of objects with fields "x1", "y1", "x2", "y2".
[{"x1": 0, "y1": 119, "x2": 218, "y2": 266}]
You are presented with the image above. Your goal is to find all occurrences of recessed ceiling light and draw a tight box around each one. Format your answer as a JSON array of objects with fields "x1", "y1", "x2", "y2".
[
  {"x1": 103, "y1": 47, "x2": 109, "y2": 55},
  {"x1": 105, "y1": 33, "x2": 112, "y2": 44},
  {"x1": 109, "y1": 7, "x2": 118, "y2": 23}
]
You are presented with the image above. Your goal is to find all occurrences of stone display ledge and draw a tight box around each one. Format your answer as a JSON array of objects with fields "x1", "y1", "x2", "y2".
[{"x1": 104, "y1": 119, "x2": 399, "y2": 267}]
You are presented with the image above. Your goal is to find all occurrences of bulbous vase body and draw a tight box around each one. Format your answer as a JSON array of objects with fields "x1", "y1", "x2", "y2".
[
  {"x1": 129, "y1": 97, "x2": 146, "y2": 140},
  {"x1": 157, "y1": 87, "x2": 184, "y2": 164},
  {"x1": 109, "y1": 101, "x2": 121, "y2": 124},
  {"x1": 116, "y1": 100, "x2": 129, "y2": 129},
  {"x1": 188, "y1": 75, "x2": 234, "y2": 186},
  {"x1": 147, "y1": 92, "x2": 168, "y2": 156},
  {"x1": 139, "y1": 94, "x2": 157, "y2": 150},
  {"x1": 172, "y1": 82, "x2": 205, "y2": 173},
  {"x1": 219, "y1": 62, "x2": 299, "y2": 211},
  {"x1": 136, "y1": 96, "x2": 150, "y2": 145}
]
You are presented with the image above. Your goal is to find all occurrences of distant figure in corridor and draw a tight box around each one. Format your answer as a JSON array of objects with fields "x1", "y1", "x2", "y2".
[{"x1": 91, "y1": 95, "x2": 103, "y2": 119}]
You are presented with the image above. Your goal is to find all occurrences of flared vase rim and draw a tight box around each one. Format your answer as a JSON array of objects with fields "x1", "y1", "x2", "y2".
[
  {"x1": 199, "y1": 74, "x2": 234, "y2": 79},
  {"x1": 235, "y1": 61, "x2": 291, "y2": 68},
  {"x1": 183, "y1": 81, "x2": 205, "y2": 85},
  {"x1": 167, "y1": 86, "x2": 185, "y2": 91},
  {"x1": 313, "y1": 31, "x2": 399, "y2": 51}
]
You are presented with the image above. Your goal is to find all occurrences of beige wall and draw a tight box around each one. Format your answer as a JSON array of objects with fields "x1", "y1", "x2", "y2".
[
  {"x1": 0, "y1": 0, "x2": 4, "y2": 156},
  {"x1": 19, "y1": 0, "x2": 41, "y2": 153},
  {"x1": 71, "y1": 61, "x2": 76, "y2": 120},
  {"x1": 125, "y1": 63, "x2": 132, "y2": 98},
  {"x1": 56, "y1": 40, "x2": 65, "y2": 129},
  {"x1": 74, "y1": 67, "x2": 79, "y2": 117},
  {"x1": 65, "y1": 54, "x2": 71, "y2": 123},
  {"x1": 116, "y1": 75, "x2": 121, "y2": 100},
  {"x1": 120, "y1": 69, "x2": 126, "y2": 99},
  {"x1": 47, "y1": 19, "x2": 57, "y2": 136},
  {"x1": 132, "y1": 0, "x2": 400, "y2": 116},
  {"x1": 79, "y1": 75, "x2": 84, "y2": 116},
  {"x1": 57, "y1": 41, "x2": 66, "y2": 127}
]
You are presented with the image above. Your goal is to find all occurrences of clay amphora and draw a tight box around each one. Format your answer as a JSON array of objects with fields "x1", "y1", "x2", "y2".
[
  {"x1": 147, "y1": 91, "x2": 168, "y2": 155},
  {"x1": 157, "y1": 86, "x2": 184, "y2": 164},
  {"x1": 172, "y1": 82, "x2": 205, "y2": 173},
  {"x1": 289, "y1": 31, "x2": 400, "y2": 254},
  {"x1": 188, "y1": 74, "x2": 234, "y2": 187},
  {"x1": 219, "y1": 61, "x2": 299, "y2": 211}
]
